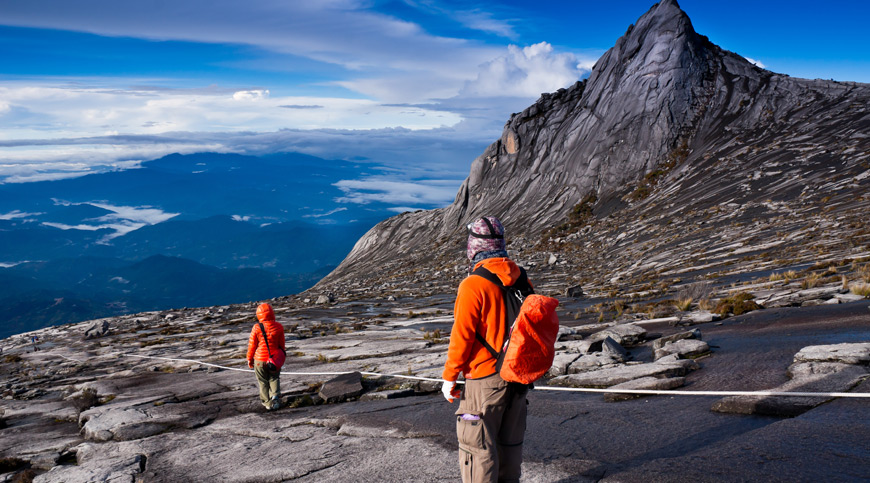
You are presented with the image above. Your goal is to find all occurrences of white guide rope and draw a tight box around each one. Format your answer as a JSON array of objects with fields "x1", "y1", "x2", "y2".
[{"x1": 123, "y1": 353, "x2": 870, "y2": 399}]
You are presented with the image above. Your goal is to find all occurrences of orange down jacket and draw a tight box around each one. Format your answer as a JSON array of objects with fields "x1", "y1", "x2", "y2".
[
  {"x1": 246, "y1": 305, "x2": 286, "y2": 362},
  {"x1": 442, "y1": 257, "x2": 532, "y2": 381}
]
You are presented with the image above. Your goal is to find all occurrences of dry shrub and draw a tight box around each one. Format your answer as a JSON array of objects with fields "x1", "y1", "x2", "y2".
[
  {"x1": 851, "y1": 283, "x2": 870, "y2": 298},
  {"x1": 714, "y1": 292, "x2": 761, "y2": 316},
  {"x1": 71, "y1": 388, "x2": 99, "y2": 413},
  {"x1": 769, "y1": 270, "x2": 798, "y2": 282},
  {"x1": 612, "y1": 300, "x2": 627, "y2": 317},
  {"x1": 674, "y1": 297, "x2": 693, "y2": 312},
  {"x1": 801, "y1": 272, "x2": 823, "y2": 289},
  {"x1": 698, "y1": 298, "x2": 714, "y2": 311}
]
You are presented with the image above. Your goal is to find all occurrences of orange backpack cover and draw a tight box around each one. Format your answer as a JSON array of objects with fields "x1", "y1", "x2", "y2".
[{"x1": 499, "y1": 294, "x2": 560, "y2": 384}]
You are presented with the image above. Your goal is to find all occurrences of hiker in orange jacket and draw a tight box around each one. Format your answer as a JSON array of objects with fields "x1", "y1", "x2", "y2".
[
  {"x1": 442, "y1": 216, "x2": 532, "y2": 483},
  {"x1": 246, "y1": 303, "x2": 286, "y2": 410}
]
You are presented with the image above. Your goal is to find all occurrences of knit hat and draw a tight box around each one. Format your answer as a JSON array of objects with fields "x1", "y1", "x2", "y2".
[{"x1": 466, "y1": 216, "x2": 506, "y2": 261}]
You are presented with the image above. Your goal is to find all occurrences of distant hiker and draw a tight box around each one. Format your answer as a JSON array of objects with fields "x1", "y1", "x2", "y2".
[
  {"x1": 246, "y1": 303, "x2": 286, "y2": 411},
  {"x1": 31, "y1": 335, "x2": 39, "y2": 352},
  {"x1": 442, "y1": 216, "x2": 534, "y2": 483}
]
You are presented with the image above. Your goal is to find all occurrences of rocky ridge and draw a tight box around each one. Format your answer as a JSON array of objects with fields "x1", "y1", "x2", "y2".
[{"x1": 314, "y1": 0, "x2": 870, "y2": 311}]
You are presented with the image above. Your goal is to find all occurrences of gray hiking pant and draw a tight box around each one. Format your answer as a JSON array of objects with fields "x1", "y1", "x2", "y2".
[
  {"x1": 456, "y1": 372, "x2": 528, "y2": 483},
  {"x1": 254, "y1": 361, "x2": 280, "y2": 408}
]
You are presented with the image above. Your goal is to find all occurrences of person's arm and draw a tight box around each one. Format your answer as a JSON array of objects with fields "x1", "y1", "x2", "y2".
[
  {"x1": 246, "y1": 326, "x2": 258, "y2": 367},
  {"x1": 277, "y1": 324, "x2": 286, "y2": 352},
  {"x1": 442, "y1": 279, "x2": 481, "y2": 382}
]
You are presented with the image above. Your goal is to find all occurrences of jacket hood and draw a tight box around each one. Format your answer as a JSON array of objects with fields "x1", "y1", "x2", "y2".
[
  {"x1": 256, "y1": 303, "x2": 275, "y2": 322},
  {"x1": 473, "y1": 257, "x2": 521, "y2": 286}
]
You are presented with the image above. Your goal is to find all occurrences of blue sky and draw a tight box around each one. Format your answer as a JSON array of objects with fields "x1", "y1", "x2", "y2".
[{"x1": 0, "y1": 0, "x2": 868, "y2": 207}]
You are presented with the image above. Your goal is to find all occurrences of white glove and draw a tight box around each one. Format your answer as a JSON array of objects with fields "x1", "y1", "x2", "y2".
[{"x1": 442, "y1": 379, "x2": 458, "y2": 403}]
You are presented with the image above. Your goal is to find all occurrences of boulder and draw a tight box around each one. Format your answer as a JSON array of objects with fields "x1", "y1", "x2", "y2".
[
  {"x1": 604, "y1": 376, "x2": 686, "y2": 402},
  {"x1": 315, "y1": 294, "x2": 334, "y2": 305},
  {"x1": 794, "y1": 343, "x2": 870, "y2": 365},
  {"x1": 652, "y1": 328, "x2": 702, "y2": 350},
  {"x1": 84, "y1": 320, "x2": 111, "y2": 339},
  {"x1": 684, "y1": 311, "x2": 719, "y2": 324},
  {"x1": 359, "y1": 388, "x2": 416, "y2": 401},
  {"x1": 319, "y1": 372, "x2": 364, "y2": 403},
  {"x1": 555, "y1": 340, "x2": 592, "y2": 354},
  {"x1": 552, "y1": 359, "x2": 698, "y2": 387},
  {"x1": 835, "y1": 293, "x2": 866, "y2": 303},
  {"x1": 590, "y1": 324, "x2": 647, "y2": 346},
  {"x1": 557, "y1": 326, "x2": 583, "y2": 341},
  {"x1": 566, "y1": 353, "x2": 622, "y2": 374},
  {"x1": 653, "y1": 339, "x2": 710, "y2": 361},
  {"x1": 547, "y1": 352, "x2": 582, "y2": 377},
  {"x1": 565, "y1": 285, "x2": 584, "y2": 298},
  {"x1": 601, "y1": 337, "x2": 629, "y2": 362}
]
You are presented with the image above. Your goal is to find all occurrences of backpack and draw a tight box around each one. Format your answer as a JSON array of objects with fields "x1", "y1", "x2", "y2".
[
  {"x1": 257, "y1": 322, "x2": 286, "y2": 376},
  {"x1": 472, "y1": 266, "x2": 560, "y2": 385}
]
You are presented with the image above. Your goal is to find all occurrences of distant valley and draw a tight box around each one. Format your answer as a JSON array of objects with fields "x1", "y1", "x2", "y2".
[{"x1": 0, "y1": 152, "x2": 415, "y2": 337}]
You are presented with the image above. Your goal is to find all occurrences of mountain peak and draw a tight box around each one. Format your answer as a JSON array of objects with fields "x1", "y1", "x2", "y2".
[{"x1": 591, "y1": 0, "x2": 700, "y2": 83}]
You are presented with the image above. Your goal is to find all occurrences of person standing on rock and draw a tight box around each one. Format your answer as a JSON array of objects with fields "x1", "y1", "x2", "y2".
[
  {"x1": 442, "y1": 216, "x2": 533, "y2": 483},
  {"x1": 246, "y1": 303, "x2": 285, "y2": 410}
]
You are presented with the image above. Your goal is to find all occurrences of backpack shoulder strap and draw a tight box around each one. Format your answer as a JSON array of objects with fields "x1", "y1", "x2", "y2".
[
  {"x1": 257, "y1": 321, "x2": 272, "y2": 357},
  {"x1": 469, "y1": 265, "x2": 533, "y2": 361}
]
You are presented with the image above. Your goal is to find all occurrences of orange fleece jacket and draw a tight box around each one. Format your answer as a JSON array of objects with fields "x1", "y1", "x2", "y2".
[{"x1": 442, "y1": 257, "x2": 531, "y2": 381}]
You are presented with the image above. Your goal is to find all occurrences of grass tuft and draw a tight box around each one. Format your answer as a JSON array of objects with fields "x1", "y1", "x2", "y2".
[
  {"x1": 850, "y1": 283, "x2": 870, "y2": 298},
  {"x1": 714, "y1": 292, "x2": 761, "y2": 317},
  {"x1": 674, "y1": 297, "x2": 693, "y2": 312}
]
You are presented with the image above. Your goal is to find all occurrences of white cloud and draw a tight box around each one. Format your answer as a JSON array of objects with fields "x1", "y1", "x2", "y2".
[
  {"x1": 41, "y1": 201, "x2": 179, "y2": 242},
  {"x1": 454, "y1": 10, "x2": 517, "y2": 39},
  {"x1": 0, "y1": 210, "x2": 42, "y2": 220},
  {"x1": 460, "y1": 42, "x2": 592, "y2": 98},
  {"x1": 334, "y1": 178, "x2": 461, "y2": 206},
  {"x1": 88, "y1": 202, "x2": 179, "y2": 225},
  {"x1": 745, "y1": 57, "x2": 766, "y2": 69},
  {"x1": 42, "y1": 222, "x2": 107, "y2": 231},
  {"x1": 303, "y1": 207, "x2": 348, "y2": 218},
  {"x1": 233, "y1": 89, "x2": 270, "y2": 101},
  {"x1": 0, "y1": 84, "x2": 461, "y2": 142},
  {"x1": 0, "y1": 1, "x2": 503, "y2": 101},
  {"x1": 231, "y1": 215, "x2": 251, "y2": 222},
  {"x1": 387, "y1": 206, "x2": 427, "y2": 213}
]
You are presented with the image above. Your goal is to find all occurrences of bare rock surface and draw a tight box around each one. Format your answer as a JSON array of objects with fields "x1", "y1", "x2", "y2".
[
  {"x1": 552, "y1": 359, "x2": 698, "y2": 387},
  {"x1": 712, "y1": 345, "x2": 870, "y2": 417},
  {"x1": 604, "y1": 376, "x2": 687, "y2": 402},
  {"x1": 547, "y1": 352, "x2": 581, "y2": 378},
  {"x1": 590, "y1": 324, "x2": 647, "y2": 347},
  {"x1": 652, "y1": 328, "x2": 702, "y2": 350},
  {"x1": 654, "y1": 338, "x2": 710, "y2": 360},
  {"x1": 793, "y1": 342, "x2": 870, "y2": 365}
]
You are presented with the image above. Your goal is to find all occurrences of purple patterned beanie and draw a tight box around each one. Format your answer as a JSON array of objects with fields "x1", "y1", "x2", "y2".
[{"x1": 466, "y1": 216, "x2": 507, "y2": 262}]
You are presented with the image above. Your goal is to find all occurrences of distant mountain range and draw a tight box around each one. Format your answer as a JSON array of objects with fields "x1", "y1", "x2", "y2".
[{"x1": 0, "y1": 151, "x2": 404, "y2": 338}]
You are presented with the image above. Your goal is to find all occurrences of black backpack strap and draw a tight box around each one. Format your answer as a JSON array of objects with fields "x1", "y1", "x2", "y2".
[
  {"x1": 470, "y1": 265, "x2": 533, "y2": 362},
  {"x1": 257, "y1": 321, "x2": 272, "y2": 357},
  {"x1": 475, "y1": 333, "x2": 499, "y2": 359},
  {"x1": 472, "y1": 265, "x2": 533, "y2": 298}
]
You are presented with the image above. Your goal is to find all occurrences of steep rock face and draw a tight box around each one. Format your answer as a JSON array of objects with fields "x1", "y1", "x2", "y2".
[{"x1": 317, "y1": 0, "x2": 870, "y2": 292}]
